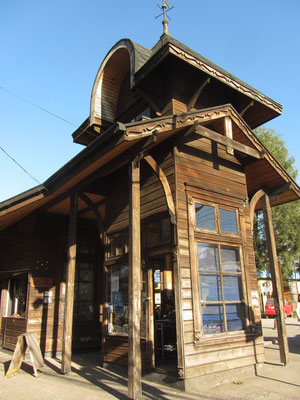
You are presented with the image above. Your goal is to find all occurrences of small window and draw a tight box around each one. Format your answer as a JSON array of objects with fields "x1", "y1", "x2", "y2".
[
  {"x1": 195, "y1": 203, "x2": 239, "y2": 236},
  {"x1": 6, "y1": 274, "x2": 28, "y2": 317},
  {"x1": 141, "y1": 218, "x2": 171, "y2": 249},
  {"x1": 219, "y1": 208, "x2": 238, "y2": 234},
  {"x1": 107, "y1": 231, "x2": 128, "y2": 257},
  {"x1": 195, "y1": 203, "x2": 216, "y2": 231}
]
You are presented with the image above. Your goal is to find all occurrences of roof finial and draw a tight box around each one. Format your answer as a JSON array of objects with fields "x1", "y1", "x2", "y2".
[{"x1": 156, "y1": 1, "x2": 174, "y2": 35}]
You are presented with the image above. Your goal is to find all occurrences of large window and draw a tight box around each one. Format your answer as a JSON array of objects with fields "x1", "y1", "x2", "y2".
[
  {"x1": 188, "y1": 197, "x2": 246, "y2": 340},
  {"x1": 198, "y1": 242, "x2": 244, "y2": 334}
]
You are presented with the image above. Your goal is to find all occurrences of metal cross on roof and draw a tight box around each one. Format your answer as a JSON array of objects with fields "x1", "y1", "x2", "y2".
[{"x1": 156, "y1": 0, "x2": 174, "y2": 35}]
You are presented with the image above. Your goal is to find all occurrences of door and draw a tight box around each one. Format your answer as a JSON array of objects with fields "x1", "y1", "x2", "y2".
[{"x1": 144, "y1": 255, "x2": 176, "y2": 369}]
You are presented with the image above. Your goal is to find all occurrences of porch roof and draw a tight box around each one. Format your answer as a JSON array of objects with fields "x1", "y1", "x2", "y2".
[{"x1": 0, "y1": 105, "x2": 299, "y2": 230}]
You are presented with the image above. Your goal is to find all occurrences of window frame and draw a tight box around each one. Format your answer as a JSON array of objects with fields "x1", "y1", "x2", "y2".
[
  {"x1": 197, "y1": 240, "x2": 245, "y2": 335},
  {"x1": 195, "y1": 199, "x2": 241, "y2": 238},
  {"x1": 187, "y1": 195, "x2": 247, "y2": 344}
]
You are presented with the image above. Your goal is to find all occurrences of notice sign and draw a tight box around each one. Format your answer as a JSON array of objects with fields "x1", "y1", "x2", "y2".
[
  {"x1": 251, "y1": 290, "x2": 259, "y2": 307},
  {"x1": 5, "y1": 333, "x2": 44, "y2": 378}
]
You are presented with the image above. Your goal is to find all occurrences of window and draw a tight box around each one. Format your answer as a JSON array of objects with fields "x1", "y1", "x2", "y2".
[
  {"x1": 141, "y1": 218, "x2": 171, "y2": 249},
  {"x1": 107, "y1": 265, "x2": 129, "y2": 335},
  {"x1": 107, "y1": 231, "x2": 128, "y2": 258},
  {"x1": 188, "y1": 196, "x2": 246, "y2": 341},
  {"x1": 107, "y1": 263, "x2": 147, "y2": 337},
  {"x1": 6, "y1": 274, "x2": 28, "y2": 317},
  {"x1": 195, "y1": 203, "x2": 238, "y2": 235},
  {"x1": 198, "y1": 242, "x2": 244, "y2": 334},
  {"x1": 74, "y1": 262, "x2": 95, "y2": 321}
]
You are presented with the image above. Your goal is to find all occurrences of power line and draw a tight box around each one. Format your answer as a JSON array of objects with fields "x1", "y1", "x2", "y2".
[
  {"x1": 0, "y1": 84, "x2": 85, "y2": 188},
  {"x1": 0, "y1": 145, "x2": 42, "y2": 186},
  {"x1": 0, "y1": 85, "x2": 78, "y2": 128}
]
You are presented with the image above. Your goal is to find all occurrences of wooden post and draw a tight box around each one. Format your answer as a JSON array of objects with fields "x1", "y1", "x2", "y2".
[
  {"x1": 128, "y1": 159, "x2": 142, "y2": 400},
  {"x1": 224, "y1": 116, "x2": 234, "y2": 155},
  {"x1": 262, "y1": 194, "x2": 289, "y2": 365},
  {"x1": 61, "y1": 192, "x2": 78, "y2": 374}
]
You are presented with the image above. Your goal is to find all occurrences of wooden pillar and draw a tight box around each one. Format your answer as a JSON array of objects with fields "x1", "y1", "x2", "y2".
[
  {"x1": 128, "y1": 160, "x2": 142, "y2": 400},
  {"x1": 262, "y1": 194, "x2": 289, "y2": 365},
  {"x1": 224, "y1": 116, "x2": 234, "y2": 155},
  {"x1": 61, "y1": 192, "x2": 78, "y2": 374}
]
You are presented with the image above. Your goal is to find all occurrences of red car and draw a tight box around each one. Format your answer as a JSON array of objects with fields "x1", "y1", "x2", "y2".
[{"x1": 265, "y1": 298, "x2": 292, "y2": 318}]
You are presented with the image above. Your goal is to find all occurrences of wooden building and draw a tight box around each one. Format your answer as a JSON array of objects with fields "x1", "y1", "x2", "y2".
[{"x1": 1, "y1": 29, "x2": 300, "y2": 396}]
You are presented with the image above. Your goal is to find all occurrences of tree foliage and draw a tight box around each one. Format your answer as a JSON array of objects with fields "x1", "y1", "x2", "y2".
[{"x1": 253, "y1": 127, "x2": 300, "y2": 279}]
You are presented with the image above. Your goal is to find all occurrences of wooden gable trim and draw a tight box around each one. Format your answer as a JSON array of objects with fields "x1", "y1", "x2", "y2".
[{"x1": 168, "y1": 43, "x2": 282, "y2": 115}]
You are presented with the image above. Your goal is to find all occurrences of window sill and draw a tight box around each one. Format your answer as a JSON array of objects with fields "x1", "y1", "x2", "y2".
[{"x1": 193, "y1": 330, "x2": 258, "y2": 347}]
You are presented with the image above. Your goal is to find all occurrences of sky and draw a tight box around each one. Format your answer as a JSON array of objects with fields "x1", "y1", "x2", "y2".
[{"x1": 1, "y1": 0, "x2": 300, "y2": 202}]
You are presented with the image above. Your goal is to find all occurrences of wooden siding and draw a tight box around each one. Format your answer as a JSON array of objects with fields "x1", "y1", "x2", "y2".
[
  {"x1": 103, "y1": 141, "x2": 176, "y2": 365},
  {"x1": 2, "y1": 317, "x2": 27, "y2": 351},
  {"x1": 106, "y1": 142, "x2": 175, "y2": 234},
  {"x1": 175, "y1": 133, "x2": 263, "y2": 377}
]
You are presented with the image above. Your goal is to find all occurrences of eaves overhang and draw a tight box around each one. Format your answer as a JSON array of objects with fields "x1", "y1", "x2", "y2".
[{"x1": 134, "y1": 34, "x2": 282, "y2": 124}]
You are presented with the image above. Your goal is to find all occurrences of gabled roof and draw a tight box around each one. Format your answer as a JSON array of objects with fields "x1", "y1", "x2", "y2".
[
  {"x1": 78, "y1": 34, "x2": 281, "y2": 146},
  {"x1": 142, "y1": 34, "x2": 282, "y2": 115},
  {"x1": 1, "y1": 105, "x2": 299, "y2": 230}
]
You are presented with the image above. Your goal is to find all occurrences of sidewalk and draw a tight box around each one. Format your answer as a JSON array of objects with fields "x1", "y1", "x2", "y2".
[{"x1": 0, "y1": 318, "x2": 299, "y2": 400}]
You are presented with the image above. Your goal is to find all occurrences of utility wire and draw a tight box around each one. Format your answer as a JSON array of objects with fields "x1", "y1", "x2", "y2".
[
  {"x1": 0, "y1": 85, "x2": 78, "y2": 128},
  {"x1": 0, "y1": 144, "x2": 42, "y2": 186},
  {"x1": 0, "y1": 84, "x2": 88, "y2": 187}
]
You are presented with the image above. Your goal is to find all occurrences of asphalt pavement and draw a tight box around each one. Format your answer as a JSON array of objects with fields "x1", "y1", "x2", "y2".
[{"x1": 0, "y1": 318, "x2": 299, "y2": 400}]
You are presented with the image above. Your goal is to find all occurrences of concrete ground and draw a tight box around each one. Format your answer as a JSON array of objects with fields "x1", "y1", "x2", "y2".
[{"x1": 0, "y1": 318, "x2": 299, "y2": 400}]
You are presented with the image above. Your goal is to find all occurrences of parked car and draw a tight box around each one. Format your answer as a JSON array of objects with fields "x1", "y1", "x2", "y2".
[{"x1": 265, "y1": 298, "x2": 292, "y2": 318}]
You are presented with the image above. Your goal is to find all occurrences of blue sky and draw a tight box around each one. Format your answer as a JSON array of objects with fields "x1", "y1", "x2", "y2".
[{"x1": 1, "y1": 0, "x2": 300, "y2": 201}]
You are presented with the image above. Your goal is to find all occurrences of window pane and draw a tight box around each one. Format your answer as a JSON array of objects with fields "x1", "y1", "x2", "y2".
[
  {"x1": 195, "y1": 203, "x2": 216, "y2": 231},
  {"x1": 219, "y1": 208, "x2": 238, "y2": 234},
  {"x1": 226, "y1": 304, "x2": 244, "y2": 331},
  {"x1": 77, "y1": 302, "x2": 94, "y2": 321},
  {"x1": 202, "y1": 304, "x2": 224, "y2": 334},
  {"x1": 79, "y1": 263, "x2": 94, "y2": 281},
  {"x1": 198, "y1": 243, "x2": 220, "y2": 271},
  {"x1": 200, "y1": 274, "x2": 222, "y2": 301},
  {"x1": 108, "y1": 265, "x2": 129, "y2": 335},
  {"x1": 223, "y1": 276, "x2": 243, "y2": 301},
  {"x1": 78, "y1": 282, "x2": 94, "y2": 301},
  {"x1": 221, "y1": 246, "x2": 241, "y2": 272}
]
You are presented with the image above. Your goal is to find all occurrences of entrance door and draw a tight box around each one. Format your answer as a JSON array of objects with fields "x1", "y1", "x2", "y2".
[{"x1": 144, "y1": 256, "x2": 176, "y2": 370}]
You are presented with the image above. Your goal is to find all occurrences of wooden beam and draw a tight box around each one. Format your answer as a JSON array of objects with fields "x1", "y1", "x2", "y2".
[
  {"x1": 262, "y1": 194, "x2": 289, "y2": 365},
  {"x1": 223, "y1": 116, "x2": 234, "y2": 155},
  {"x1": 187, "y1": 77, "x2": 211, "y2": 111},
  {"x1": 269, "y1": 182, "x2": 292, "y2": 196},
  {"x1": 143, "y1": 154, "x2": 176, "y2": 223},
  {"x1": 78, "y1": 192, "x2": 105, "y2": 238},
  {"x1": 128, "y1": 160, "x2": 142, "y2": 400},
  {"x1": 240, "y1": 101, "x2": 254, "y2": 117},
  {"x1": 193, "y1": 123, "x2": 261, "y2": 159},
  {"x1": 249, "y1": 189, "x2": 266, "y2": 232},
  {"x1": 134, "y1": 88, "x2": 161, "y2": 116},
  {"x1": 61, "y1": 192, "x2": 78, "y2": 374},
  {"x1": 187, "y1": 195, "x2": 202, "y2": 343}
]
